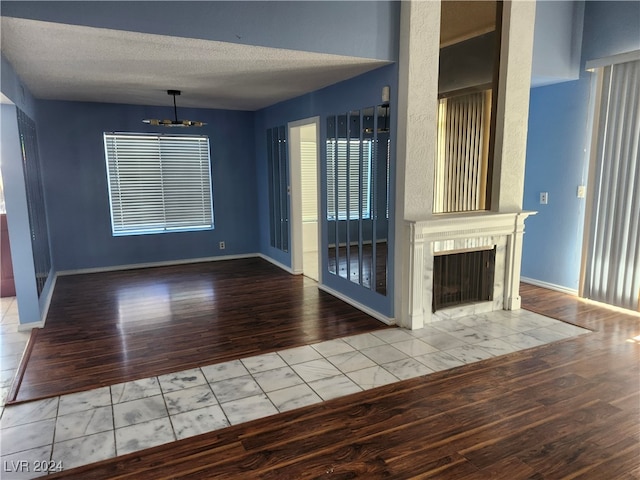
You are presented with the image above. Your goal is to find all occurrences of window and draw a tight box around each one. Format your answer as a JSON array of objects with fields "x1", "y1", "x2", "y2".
[
  {"x1": 300, "y1": 140, "x2": 318, "y2": 223},
  {"x1": 104, "y1": 133, "x2": 214, "y2": 236},
  {"x1": 581, "y1": 58, "x2": 640, "y2": 311},
  {"x1": 326, "y1": 139, "x2": 372, "y2": 220},
  {"x1": 434, "y1": 89, "x2": 492, "y2": 213}
]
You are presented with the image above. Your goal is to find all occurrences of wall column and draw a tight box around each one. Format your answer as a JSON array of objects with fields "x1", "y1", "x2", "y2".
[
  {"x1": 395, "y1": 1, "x2": 538, "y2": 328},
  {"x1": 394, "y1": 0, "x2": 441, "y2": 328},
  {"x1": 1, "y1": 103, "x2": 41, "y2": 325},
  {"x1": 492, "y1": 0, "x2": 537, "y2": 212}
]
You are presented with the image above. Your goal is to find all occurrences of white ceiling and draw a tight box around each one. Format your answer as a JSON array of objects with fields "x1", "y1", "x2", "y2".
[{"x1": 0, "y1": 17, "x2": 390, "y2": 111}]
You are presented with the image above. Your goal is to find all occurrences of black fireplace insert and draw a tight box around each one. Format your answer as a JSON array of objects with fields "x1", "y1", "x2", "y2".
[{"x1": 432, "y1": 248, "x2": 496, "y2": 312}]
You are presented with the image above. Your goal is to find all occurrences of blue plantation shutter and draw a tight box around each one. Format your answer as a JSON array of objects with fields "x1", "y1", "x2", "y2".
[{"x1": 104, "y1": 133, "x2": 214, "y2": 235}]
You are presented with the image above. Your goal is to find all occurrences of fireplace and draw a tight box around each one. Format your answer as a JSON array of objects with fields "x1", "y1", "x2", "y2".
[
  {"x1": 406, "y1": 211, "x2": 535, "y2": 328},
  {"x1": 432, "y1": 248, "x2": 496, "y2": 312}
]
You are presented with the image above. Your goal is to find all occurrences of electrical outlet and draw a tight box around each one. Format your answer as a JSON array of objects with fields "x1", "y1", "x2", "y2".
[
  {"x1": 540, "y1": 192, "x2": 548, "y2": 205},
  {"x1": 577, "y1": 185, "x2": 586, "y2": 198},
  {"x1": 219, "y1": 241, "x2": 225, "y2": 250}
]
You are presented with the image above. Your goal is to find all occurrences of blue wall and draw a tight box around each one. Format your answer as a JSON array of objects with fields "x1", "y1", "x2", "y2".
[
  {"x1": 522, "y1": 1, "x2": 640, "y2": 291},
  {"x1": 522, "y1": 79, "x2": 591, "y2": 290},
  {"x1": 2, "y1": 1, "x2": 402, "y2": 322},
  {"x1": 1, "y1": 54, "x2": 37, "y2": 118},
  {"x1": 581, "y1": 1, "x2": 640, "y2": 63},
  {"x1": 531, "y1": 1, "x2": 584, "y2": 86},
  {"x1": 2, "y1": 1, "x2": 400, "y2": 62},
  {"x1": 439, "y1": 32, "x2": 496, "y2": 94},
  {"x1": 255, "y1": 65, "x2": 397, "y2": 317},
  {"x1": 36, "y1": 100, "x2": 258, "y2": 271}
]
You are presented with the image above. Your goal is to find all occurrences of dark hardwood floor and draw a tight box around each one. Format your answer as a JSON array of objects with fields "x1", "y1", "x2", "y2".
[
  {"x1": 328, "y1": 242, "x2": 388, "y2": 295},
  {"x1": 44, "y1": 282, "x2": 640, "y2": 479},
  {"x1": 11, "y1": 258, "x2": 389, "y2": 403}
]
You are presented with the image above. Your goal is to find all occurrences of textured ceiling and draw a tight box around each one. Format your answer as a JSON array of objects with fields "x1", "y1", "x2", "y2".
[{"x1": 0, "y1": 17, "x2": 390, "y2": 111}]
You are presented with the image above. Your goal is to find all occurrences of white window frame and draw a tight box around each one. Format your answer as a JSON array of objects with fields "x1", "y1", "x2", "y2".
[{"x1": 104, "y1": 132, "x2": 214, "y2": 236}]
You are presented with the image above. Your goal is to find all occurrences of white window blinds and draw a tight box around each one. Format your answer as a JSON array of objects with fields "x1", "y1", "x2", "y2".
[
  {"x1": 104, "y1": 133, "x2": 214, "y2": 236},
  {"x1": 326, "y1": 139, "x2": 372, "y2": 220},
  {"x1": 300, "y1": 140, "x2": 318, "y2": 222}
]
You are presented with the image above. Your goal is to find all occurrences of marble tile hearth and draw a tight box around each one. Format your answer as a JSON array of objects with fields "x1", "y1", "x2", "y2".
[{"x1": 0, "y1": 308, "x2": 589, "y2": 478}]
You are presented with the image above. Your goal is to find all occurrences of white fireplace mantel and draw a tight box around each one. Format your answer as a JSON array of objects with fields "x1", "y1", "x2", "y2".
[{"x1": 405, "y1": 210, "x2": 536, "y2": 329}]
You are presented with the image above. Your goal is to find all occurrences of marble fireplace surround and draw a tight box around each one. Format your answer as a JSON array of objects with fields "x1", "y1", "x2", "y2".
[{"x1": 406, "y1": 211, "x2": 535, "y2": 329}]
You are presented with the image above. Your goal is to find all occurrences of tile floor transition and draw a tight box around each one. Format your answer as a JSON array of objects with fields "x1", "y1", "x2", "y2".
[{"x1": 0, "y1": 303, "x2": 590, "y2": 479}]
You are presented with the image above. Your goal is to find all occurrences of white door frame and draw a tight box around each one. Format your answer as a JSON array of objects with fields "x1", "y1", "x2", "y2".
[{"x1": 288, "y1": 116, "x2": 321, "y2": 282}]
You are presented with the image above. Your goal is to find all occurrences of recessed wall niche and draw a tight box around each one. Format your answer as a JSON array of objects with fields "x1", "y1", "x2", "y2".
[{"x1": 435, "y1": 0, "x2": 501, "y2": 214}]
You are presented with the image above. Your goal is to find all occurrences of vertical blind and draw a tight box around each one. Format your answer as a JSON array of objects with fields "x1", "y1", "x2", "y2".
[
  {"x1": 434, "y1": 90, "x2": 491, "y2": 213},
  {"x1": 326, "y1": 139, "x2": 372, "y2": 220},
  {"x1": 582, "y1": 59, "x2": 640, "y2": 311},
  {"x1": 104, "y1": 133, "x2": 213, "y2": 236}
]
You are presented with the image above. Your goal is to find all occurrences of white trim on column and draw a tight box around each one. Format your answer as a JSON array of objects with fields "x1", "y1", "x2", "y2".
[{"x1": 407, "y1": 222, "x2": 426, "y2": 329}]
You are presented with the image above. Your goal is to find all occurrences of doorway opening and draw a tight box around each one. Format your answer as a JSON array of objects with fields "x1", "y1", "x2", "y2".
[
  {"x1": 0, "y1": 167, "x2": 16, "y2": 297},
  {"x1": 289, "y1": 118, "x2": 320, "y2": 282}
]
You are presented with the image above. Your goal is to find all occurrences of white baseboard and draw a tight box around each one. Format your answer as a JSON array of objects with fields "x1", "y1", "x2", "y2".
[
  {"x1": 57, "y1": 253, "x2": 258, "y2": 276},
  {"x1": 18, "y1": 320, "x2": 44, "y2": 331},
  {"x1": 257, "y1": 253, "x2": 296, "y2": 274},
  {"x1": 318, "y1": 284, "x2": 395, "y2": 326},
  {"x1": 521, "y1": 277, "x2": 578, "y2": 296}
]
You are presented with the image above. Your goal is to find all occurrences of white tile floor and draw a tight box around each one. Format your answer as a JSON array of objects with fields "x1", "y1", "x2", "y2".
[
  {"x1": 1, "y1": 298, "x2": 31, "y2": 409},
  {"x1": 0, "y1": 303, "x2": 590, "y2": 479}
]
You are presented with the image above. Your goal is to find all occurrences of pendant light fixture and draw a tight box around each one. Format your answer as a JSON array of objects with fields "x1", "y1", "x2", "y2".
[{"x1": 143, "y1": 90, "x2": 206, "y2": 127}]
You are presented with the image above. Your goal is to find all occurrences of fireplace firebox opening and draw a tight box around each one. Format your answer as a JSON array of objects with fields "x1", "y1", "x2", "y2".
[{"x1": 432, "y1": 248, "x2": 496, "y2": 312}]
